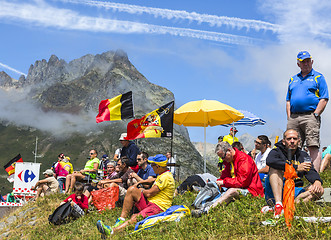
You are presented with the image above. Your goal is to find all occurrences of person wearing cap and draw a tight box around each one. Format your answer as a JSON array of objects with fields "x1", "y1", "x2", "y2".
[
  {"x1": 96, "y1": 154, "x2": 175, "y2": 237},
  {"x1": 31, "y1": 169, "x2": 59, "y2": 200},
  {"x1": 54, "y1": 156, "x2": 73, "y2": 193},
  {"x1": 222, "y1": 127, "x2": 239, "y2": 145},
  {"x1": 286, "y1": 51, "x2": 329, "y2": 172},
  {"x1": 99, "y1": 154, "x2": 110, "y2": 177},
  {"x1": 119, "y1": 133, "x2": 140, "y2": 173}
]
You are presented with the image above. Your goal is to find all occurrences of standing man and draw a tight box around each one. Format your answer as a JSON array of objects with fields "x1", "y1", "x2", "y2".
[
  {"x1": 222, "y1": 127, "x2": 239, "y2": 145},
  {"x1": 119, "y1": 133, "x2": 140, "y2": 173},
  {"x1": 266, "y1": 129, "x2": 324, "y2": 218},
  {"x1": 286, "y1": 51, "x2": 329, "y2": 172},
  {"x1": 254, "y1": 135, "x2": 272, "y2": 182}
]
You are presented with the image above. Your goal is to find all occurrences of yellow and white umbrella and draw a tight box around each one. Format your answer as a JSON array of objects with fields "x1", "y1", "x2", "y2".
[{"x1": 174, "y1": 99, "x2": 244, "y2": 172}]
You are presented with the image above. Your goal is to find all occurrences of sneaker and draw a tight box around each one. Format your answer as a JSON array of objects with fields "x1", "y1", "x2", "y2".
[
  {"x1": 191, "y1": 209, "x2": 203, "y2": 218},
  {"x1": 113, "y1": 217, "x2": 125, "y2": 228},
  {"x1": 274, "y1": 203, "x2": 284, "y2": 218},
  {"x1": 97, "y1": 220, "x2": 112, "y2": 237},
  {"x1": 260, "y1": 205, "x2": 273, "y2": 214}
]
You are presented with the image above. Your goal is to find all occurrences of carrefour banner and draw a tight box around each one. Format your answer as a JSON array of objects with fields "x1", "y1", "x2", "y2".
[{"x1": 13, "y1": 162, "x2": 41, "y2": 190}]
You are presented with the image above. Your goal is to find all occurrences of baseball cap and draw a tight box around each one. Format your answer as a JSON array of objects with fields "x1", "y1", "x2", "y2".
[
  {"x1": 102, "y1": 154, "x2": 108, "y2": 159},
  {"x1": 43, "y1": 169, "x2": 54, "y2": 176},
  {"x1": 297, "y1": 51, "x2": 312, "y2": 61},
  {"x1": 148, "y1": 154, "x2": 168, "y2": 167},
  {"x1": 119, "y1": 133, "x2": 128, "y2": 141},
  {"x1": 230, "y1": 127, "x2": 238, "y2": 132}
]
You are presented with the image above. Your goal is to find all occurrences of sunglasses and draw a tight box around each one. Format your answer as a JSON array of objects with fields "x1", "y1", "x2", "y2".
[
  {"x1": 137, "y1": 158, "x2": 142, "y2": 161},
  {"x1": 89, "y1": 152, "x2": 95, "y2": 155},
  {"x1": 218, "y1": 150, "x2": 227, "y2": 159},
  {"x1": 254, "y1": 140, "x2": 262, "y2": 145}
]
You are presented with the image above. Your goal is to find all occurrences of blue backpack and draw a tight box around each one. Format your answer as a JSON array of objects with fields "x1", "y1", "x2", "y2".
[{"x1": 192, "y1": 181, "x2": 223, "y2": 209}]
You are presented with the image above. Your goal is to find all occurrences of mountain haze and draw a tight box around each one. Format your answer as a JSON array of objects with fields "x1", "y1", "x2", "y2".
[{"x1": 0, "y1": 50, "x2": 207, "y2": 193}]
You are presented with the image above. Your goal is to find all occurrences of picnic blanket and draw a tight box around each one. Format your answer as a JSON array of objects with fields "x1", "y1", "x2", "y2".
[{"x1": 132, "y1": 205, "x2": 190, "y2": 233}]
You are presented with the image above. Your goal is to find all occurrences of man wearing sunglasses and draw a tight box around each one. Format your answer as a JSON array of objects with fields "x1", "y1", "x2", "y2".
[
  {"x1": 211, "y1": 142, "x2": 263, "y2": 208},
  {"x1": 64, "y1": 149, "x2": 99, "y2": 194},
  {"x1": 129, "y1": 152, "x2": 156, "y2": 186},
  {"x1": 254, "y1": 135, "x2": 272, "y2": 182}
]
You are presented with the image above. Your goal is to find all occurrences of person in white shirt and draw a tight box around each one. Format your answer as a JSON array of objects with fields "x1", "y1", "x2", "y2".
[
  {"x1": 254, "y1": 135, "x2": 272, "y2": 182},
  {"x1": 166, "y1": 152, "x2": 176, "y2": 177}
]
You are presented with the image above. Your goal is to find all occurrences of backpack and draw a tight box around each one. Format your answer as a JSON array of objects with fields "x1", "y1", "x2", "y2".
[
  {"x1": 48, "y1": 201, "x2": 73, "y2": 225},
  {"x1": 192, "y1": 181, "x2": 222, "y2": 209}
]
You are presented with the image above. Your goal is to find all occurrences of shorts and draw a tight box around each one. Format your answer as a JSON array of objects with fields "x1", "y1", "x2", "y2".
[
  {"x1": 287, "y1": 112, "x2": 320, "y2": 147},
  {"x1": 83, "y1": 174, "x2": 93, "y2": 182},
  {"x1": 135, "y1": 192, "x2": 162, "y2": 218},
  {"x1": 264, "y1": 175, "x2": 306, "y2": 205}
]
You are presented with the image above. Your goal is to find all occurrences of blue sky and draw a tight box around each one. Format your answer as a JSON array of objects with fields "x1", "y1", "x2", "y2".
[{"x1": 1, "y1": 0, "x2": 331, "y2": 147}]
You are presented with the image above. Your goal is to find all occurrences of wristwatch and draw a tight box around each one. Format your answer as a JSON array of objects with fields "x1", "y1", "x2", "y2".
[{"x1": 313, "y1": 113, "x2": 319, "y2": 118}]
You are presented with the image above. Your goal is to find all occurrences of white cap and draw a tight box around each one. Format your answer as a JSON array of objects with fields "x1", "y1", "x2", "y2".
[{"x1": 119, "y1": 133, "x2": 127, "y2": 141}]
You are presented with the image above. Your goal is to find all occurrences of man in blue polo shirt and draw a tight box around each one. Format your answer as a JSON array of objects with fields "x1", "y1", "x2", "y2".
[
  {"x1": 130, "y1": 152, "x2": 156, "y2": 186},
  {"x1": 286, "y1": 51, "x2": 329, "y2": 172}
]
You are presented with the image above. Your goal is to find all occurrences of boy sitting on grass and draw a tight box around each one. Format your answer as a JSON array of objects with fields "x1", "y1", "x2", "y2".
[{"x1": 60, "y1": 182, "x2": 88, "y2": 218}]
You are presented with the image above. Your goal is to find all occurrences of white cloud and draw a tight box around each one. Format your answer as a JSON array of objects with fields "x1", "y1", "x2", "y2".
[
  {"x1": 0, "y1": 62, "x2": 27, "y2": 76},
  {"x1": 259, "y1": 0, "x2": 331, "y2": 43},
  {"x1": 0, "y1": 1, "x2": 262, "y2": 46},
  {"x1": 58, "y1": 0, "x2": 280, "y2": 32}
]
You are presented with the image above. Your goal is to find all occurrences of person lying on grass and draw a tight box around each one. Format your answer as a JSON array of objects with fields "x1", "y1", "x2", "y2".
[
  {"x1": 60, "y1": 182, "x2": 88, "y2": 218},
  {"x1": 96, "y1": 154, "x2": 175, "y2": 237},
  {"x1": 192, "y1": 141, "x2": 264, "y2": 217}
]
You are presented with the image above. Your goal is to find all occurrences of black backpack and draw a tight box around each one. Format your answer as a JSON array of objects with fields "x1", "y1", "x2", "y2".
[{"x1": 48, "y1": 201, "x2": 73, "y2": 225}]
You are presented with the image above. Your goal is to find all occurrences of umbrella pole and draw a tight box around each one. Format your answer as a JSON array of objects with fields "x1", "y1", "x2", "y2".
[
  {"x1": 204, "y1": 126, "x2": 206, "y2": 173},
  {"x1": 232, "y1": 122, "x2": 234, "y2": 143},
  {"x1": 204, "y1": 110, "x2": 207, "y2": 173}
]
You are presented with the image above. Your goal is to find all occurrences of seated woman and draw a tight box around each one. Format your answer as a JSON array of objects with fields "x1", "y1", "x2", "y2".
[{"x1": 64, "y1": 149, "x2": 99, "y2": 194}]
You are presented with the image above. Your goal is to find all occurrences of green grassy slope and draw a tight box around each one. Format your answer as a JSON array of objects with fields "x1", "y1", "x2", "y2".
[{"x1": 1, "y1": 171, "x2": 330, "y2": 240}]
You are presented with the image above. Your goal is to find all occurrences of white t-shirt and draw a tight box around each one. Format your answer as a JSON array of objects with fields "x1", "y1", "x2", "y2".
[{"x1": 254, "y1": 148, "x2": 272, "y2": 170}]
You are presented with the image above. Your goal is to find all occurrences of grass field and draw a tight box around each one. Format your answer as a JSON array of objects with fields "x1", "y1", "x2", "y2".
[{"x1": 1, "y1": 170, "x2": 330, "y2": 240}]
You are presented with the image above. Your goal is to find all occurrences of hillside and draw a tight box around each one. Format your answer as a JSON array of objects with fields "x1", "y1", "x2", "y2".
[
  {"x1": 0, "y1": 50, "x2": 208, "y2": 194},
  {"x1": 0, "y1": 170, "x2": 330, "y2": 239}
]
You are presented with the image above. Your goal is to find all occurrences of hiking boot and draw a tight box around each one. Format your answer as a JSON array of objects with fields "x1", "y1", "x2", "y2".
[
  {"x1": 274, "y1": 203, "x2": 284, "y2": 218},
  {"x1": 113, "y1": 217, "x2": 125, "y2": 228},
  {"x1": 97, "y1": 220, "x2": 112, "y2": 238},
  {"x1": 191, "y1": 209, "x2": 203, "y2": 218}
]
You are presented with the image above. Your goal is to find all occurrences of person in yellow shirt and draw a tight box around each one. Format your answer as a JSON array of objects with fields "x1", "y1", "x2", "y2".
[
  {"x1": 96, "y1": 154, "x2": 175, "y2": 238},
  {"x1": 222, "y1": 127, "x2": 239, "y2": 145}
]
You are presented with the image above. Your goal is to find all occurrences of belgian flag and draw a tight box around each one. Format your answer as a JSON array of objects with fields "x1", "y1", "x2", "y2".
[
  {"x1": 4, "y1": 154, "x2": 23, "y2": 176},
  {"x1": 96, "y1": 91, "x2": 134, "y2": 123},
  {"x1": 126, "y1": 101, "x2": 174, "y2": 140}
]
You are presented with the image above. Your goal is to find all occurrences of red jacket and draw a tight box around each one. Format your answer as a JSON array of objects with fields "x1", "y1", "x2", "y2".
[
  {"x1": 218, "y1": 148, "x2": 264, "y2": 197},
  {"x1": 63, "y1": 193, "x2": 89, "y2": 210}
]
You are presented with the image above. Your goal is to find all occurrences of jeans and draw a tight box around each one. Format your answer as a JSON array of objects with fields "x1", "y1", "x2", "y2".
[{"x1": 57, "y1": 177, "x2": 66, "y2": 193}]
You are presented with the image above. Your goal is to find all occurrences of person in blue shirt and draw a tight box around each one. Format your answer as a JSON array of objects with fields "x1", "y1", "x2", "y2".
[
  {"x1": 286, "y1": 51, "x2": 329, "y2": 172},
  {"x1": 130, "y1": 152, "x2": 156, "y2": 187},
  {"x1": 119, "y1": 133, "x2": 140, "y2": 173}
]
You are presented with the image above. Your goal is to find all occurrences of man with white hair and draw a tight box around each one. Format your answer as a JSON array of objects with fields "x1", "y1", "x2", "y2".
[{"x1": 286, "y1": 51, "x2": 329, "y2": 171}]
